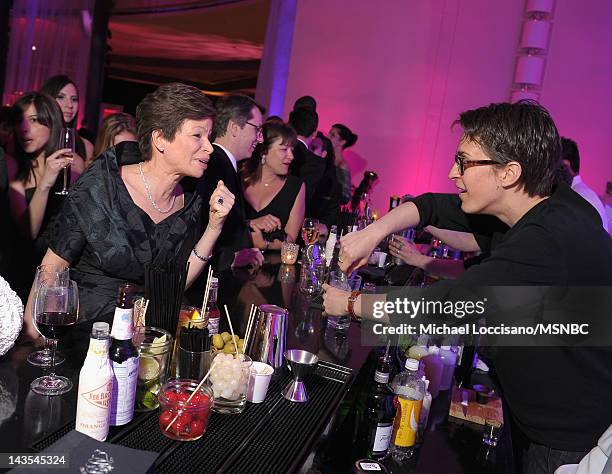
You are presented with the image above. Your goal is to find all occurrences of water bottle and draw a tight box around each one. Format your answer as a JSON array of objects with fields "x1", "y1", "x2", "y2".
[{"x1": 388, "y1": 358, "x2": 425, "y2": 460}]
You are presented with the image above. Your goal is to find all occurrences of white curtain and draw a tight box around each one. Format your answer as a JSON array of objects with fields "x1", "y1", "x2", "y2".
[{"x1": 3, "y1": 0, "x2": 94, "y2": 128}]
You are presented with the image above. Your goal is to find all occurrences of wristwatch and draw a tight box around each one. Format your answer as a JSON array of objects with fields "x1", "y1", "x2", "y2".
[{"x1": 348, "y1": 291, "x2": 361, "y2": 321}]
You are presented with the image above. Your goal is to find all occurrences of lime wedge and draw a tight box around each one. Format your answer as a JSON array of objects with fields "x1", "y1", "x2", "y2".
[{"x1": 138, "y1": 357, "x2": 160, "y2": 381}]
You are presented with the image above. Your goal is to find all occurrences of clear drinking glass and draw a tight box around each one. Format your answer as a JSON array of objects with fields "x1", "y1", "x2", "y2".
[
  {"x1": 210, "y1": 352, "x2": 252, "y2": 414},
  {"x1": 299, "y1": 259, "x2": 325, "y2": 295},
  {"x1": 55, "y1": 127, "x2": 75, "y2": 195},
  {"x1": 30, "y1": 280, "x2": 79, "y2": 396},
  {"x1": 27, "y1": 265, "x2": 69, "y2": 367},
  {"x1": 328, "y1": 270, "x2": 352, "y2": 330}
]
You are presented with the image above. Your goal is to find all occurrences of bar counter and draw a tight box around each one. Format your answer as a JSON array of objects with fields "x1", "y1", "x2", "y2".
[{"x1": 0, "y1": 255, "x2": 512, "y2": 473}]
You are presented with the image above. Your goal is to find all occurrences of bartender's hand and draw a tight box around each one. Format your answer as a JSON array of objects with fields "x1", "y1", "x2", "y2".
[
  {"x1": 232, "y1": 248, "x2": 264, "y2": 268},
  {"x1": 339, "y1": 226, "x2": 381, "y2": 274},
  {"x1": 249, "y1": 214, "x2": 282, "y2": 233},
  {"x1": 388, "y1": 236, "x2": 430, "y2": 269},
  {"x1": 322, "y1": 283, "x2": 350, "y2": 316},
  {"x1": 208, "y1": 181, "x2": 235, "y2": 231}
]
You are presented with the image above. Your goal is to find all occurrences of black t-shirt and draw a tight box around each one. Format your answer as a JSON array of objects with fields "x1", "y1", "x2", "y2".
[{"x1": 406, "y1": 184, "x2": 612, "y2": 451}]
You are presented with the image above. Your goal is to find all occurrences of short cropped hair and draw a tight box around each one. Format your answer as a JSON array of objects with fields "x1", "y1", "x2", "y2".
[
  {"x1": 213, "y1": 94, "x2": 260, "y2": 139},
  {"x1": 289, "y1": 107, "x2": 318, "y2": 137},
  {"x1": 136, "y1": 83, "x2": 215, "y2": 161},
  {"x1": 454, "y1": 100, "x2": 561, "y2": 197},
  {"x1": 561, "y1": 137, "x2": 580, "y2": 174},
  {"x1": 293, "y1": 95, "x2": 317, "y2": 112}
]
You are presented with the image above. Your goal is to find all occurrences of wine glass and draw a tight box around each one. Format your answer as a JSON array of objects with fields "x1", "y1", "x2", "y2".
[
  {"x1": 301, "y1": 218, "x2": 319, "y2": 246},
  {"x1": 55, "y1": 127, "x2": 75, "y2": 195},
  {"x1": 30, "y1": 280, "x2": 79, "y2": 396},
  {"x1": 27, "y1": 265, "x2": 69, "y2": 367}
]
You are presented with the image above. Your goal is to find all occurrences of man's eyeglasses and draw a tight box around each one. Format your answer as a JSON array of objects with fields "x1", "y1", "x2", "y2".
[
  {"x1": 246, "y1": 121, "x2": 263, "y2": 136},
  {"x1": 454, "y1": 154, "x2": 499, "y2": 175}
]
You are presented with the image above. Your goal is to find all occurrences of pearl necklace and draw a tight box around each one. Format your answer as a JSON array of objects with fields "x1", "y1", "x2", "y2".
[{"x1": 138, "y1": 162, "x2": 176, "y2": 214}]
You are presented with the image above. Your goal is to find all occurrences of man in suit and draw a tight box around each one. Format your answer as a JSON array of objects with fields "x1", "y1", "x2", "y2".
[
  {"x1": 288, "y1": 107, "x2": 327, "y2": 217},
  {"x1": 196, "y1": 94, "x2": 270, "y2": 273}
]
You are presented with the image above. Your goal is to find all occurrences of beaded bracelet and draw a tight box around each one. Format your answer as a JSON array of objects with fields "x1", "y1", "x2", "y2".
[{"x1": 192, "y1": 247, "x2": 212, "y2": 263}]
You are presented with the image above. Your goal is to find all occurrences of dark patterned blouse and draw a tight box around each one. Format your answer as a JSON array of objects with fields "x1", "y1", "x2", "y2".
[{"x1": 49, "y1": 141, "x2": 202, "y2": 323}]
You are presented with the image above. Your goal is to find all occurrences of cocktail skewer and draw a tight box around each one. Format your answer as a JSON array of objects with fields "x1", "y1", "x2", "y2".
[
  {"x1": 223, "y1": 305, "x2": 239, "y2": 355},
  {"x1": 200, "y1": 266, "x2": 213, "y2": 318}
]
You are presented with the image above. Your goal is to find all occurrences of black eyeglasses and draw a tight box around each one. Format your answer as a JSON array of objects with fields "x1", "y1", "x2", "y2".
[
  {"x1": 245, "y1": 121, "x2": 263, "y2": 136},
  {"x1": 454, "y1": 154, "x2": 499, "y2": 175}
]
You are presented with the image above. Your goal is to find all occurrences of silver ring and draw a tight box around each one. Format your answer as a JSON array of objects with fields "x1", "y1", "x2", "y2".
[{"x1": 217, "y1": 197, "x2": 224, "y2": 205}]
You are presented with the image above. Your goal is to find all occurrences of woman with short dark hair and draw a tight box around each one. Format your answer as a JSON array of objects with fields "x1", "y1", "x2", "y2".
[
  {"x1": 241, "y1": 122, "x2": 305, "y2": 250},
  {"x1": 21, "y1": 83, "x2": 235, "y2": 340}
]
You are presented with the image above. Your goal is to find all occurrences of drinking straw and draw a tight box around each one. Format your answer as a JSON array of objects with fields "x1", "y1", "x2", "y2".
[
  {"x1": 164, "y1": 362, "x2": 216, "y2": 432},
  {"x1": 223, "y1": 305, "x2": 239, "y2": 356}
]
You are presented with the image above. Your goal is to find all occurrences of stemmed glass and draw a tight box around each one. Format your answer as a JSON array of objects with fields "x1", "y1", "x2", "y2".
[
  {"x1": 301, "y1": 218, "x2": 319, "y2": 246},
  {"x1": 55, "y1": 127, "x2": 75, "y2": 195},
  {"x1": 27, "y1": 265, "x2": 69, "y2": 367},
  {"x1": 30, "y1": 279, "x2": 79, "y2": 396}
]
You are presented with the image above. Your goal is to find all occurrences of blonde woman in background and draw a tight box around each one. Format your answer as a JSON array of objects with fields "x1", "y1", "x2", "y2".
[{"x1": 91, "y1": 112, "x2": 137, "y2": 164}]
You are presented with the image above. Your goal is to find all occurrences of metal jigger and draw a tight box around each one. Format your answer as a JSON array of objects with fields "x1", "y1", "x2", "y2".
[{"x1": 282, "y1": 349, "x2": 319, "y2": 403}]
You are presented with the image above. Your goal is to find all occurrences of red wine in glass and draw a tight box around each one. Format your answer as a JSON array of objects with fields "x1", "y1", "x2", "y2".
[{"x1": 36, "y1": 311, "x2": 78, "y2": 340}]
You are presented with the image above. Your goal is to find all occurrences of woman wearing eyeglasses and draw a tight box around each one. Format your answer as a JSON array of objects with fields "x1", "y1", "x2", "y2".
[{"x1": 323, "y1": 100, "x2": 612, "y2": 473}]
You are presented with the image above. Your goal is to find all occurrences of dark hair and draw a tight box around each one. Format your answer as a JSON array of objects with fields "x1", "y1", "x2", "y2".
[
  {"x1": 93, "y1": 113, "x2": 137, "y2": 160},
  {"x1": 213, "y1": 94, "x2": 261, "y2": 139},
  {"x1": 289, "y1": 107, "x2": 318, "y2": 137},
  {"x1": 240, "y1": 122, "x2": 297, "y2": 188},
  {"x1": 265, "y1": 115, "x2": 284, "y2": 124},
  {"x1": 314, "y1": 131, "x2": 336, "y2": 170},
  {"x1": 11, "y1": 92, "x2": 63, "y2": 182},
  {"x1": 293, "y1": 95, "x2": 317, "y2": 112},
  {"x1": 331, "y1": 123, "x2": 358, "y2": 149},
  {"x1": 454, "y1": 100, "x2": 561, "y2": 198},
  {"x1": 560, "y1": 137, "x2": 580, "y2": 174},
  {"x1": 40, "y1": 75, "x2": 78, "y2": 128},
  {"x1": 136, "y1": 83, "x2": 216, "y2": 161}
]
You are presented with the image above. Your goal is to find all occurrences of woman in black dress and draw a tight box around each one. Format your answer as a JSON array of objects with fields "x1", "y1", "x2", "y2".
[
  {"x1": 7, "y1": 93, "x2": 85, "y2": 267},
  {"x1": 241, "y1": 122, "x2": 305, "y2": 251},
  {"x1": 21, "y1": 83, "x2": 235, "y2": 340}
]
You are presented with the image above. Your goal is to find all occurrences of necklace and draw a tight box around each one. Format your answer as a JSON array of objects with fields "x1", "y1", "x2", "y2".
[{"x1": 138, "y1": 162, "x2": 176, "y2": 214}]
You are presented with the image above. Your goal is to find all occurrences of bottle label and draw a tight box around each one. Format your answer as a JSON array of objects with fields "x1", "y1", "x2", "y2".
[
  {"x1": 88, "y1": 338, "x2": 109, "y2": 357},
  {"x1": 372, "y1": 422, "x2": 393, "y2": 452},
  {"x1": 110, "y1": 356, "x2": 139, "y2": 426},
  {"x1": 374, "y1": 371, "x2": 389, "y2": 384},
  {"x1": 110, "y1": 308, "x2": 134, "y2": 340},
  {"x1": 76, "y1": 379, "x2": 112, "y2": 441},
  {"x1": 359, "y1": 462, "x2": 382, "y2": 471},
  {"x1": 208, "y1": 317, "x2": 219, "y2": 335},
  {"x1": 392, "y1": 396, "x2": 422, "y2": 447}
]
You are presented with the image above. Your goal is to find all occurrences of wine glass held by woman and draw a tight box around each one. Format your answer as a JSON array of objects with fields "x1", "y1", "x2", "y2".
[
  {"x1": 20, "y1": 83, "x2": 234, "y2": 342},
  {"x1": 7, "y1": 93, "x2": 83, "y2": 247},
  {"x1": 41, "y1": 74, "x2": 92, "y2": 166},
  {"x1": 242, "y1": 122, "x2": 306, "y2": 251}
]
